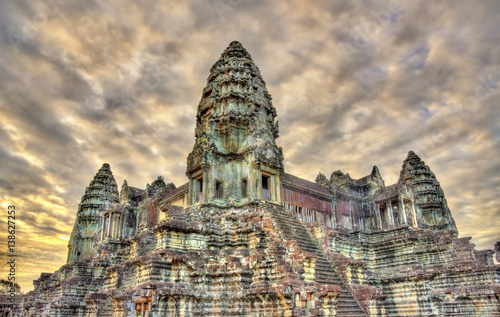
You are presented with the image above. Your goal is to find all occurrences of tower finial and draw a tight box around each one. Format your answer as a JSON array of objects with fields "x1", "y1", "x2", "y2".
[
  {"x1": 371, "y1": 165, "x2": 383, "y2": 181},
  {"x1": 229, "y1": 40, "x2": 242, "y2": 47},
  {"x1": 220, "y1": 40, "x2": 253, "y2": 61},
  {"x1": 407, "y1": 151, "x2": 420, "y2": 160}
]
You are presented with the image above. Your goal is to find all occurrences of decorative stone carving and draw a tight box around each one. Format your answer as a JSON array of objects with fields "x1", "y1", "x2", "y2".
[
  {"x1": 186, "y1": 41, "x2": 284, "y2": 207},
  {"x1": 67, "y1": 163, "x2": 119, "y2": 263},
  {"x1": 23, "y1": 42, "x2": 499, "y2": 317},
  {"x1": 398, "y1": 151, "x2": 457, "y2": 232}
]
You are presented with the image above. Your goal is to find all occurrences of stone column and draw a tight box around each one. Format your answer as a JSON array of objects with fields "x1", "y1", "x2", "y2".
[
  {"x1": 112, "y1": 213, "x2": 120, "y2": 239},
  {"x1": 255, "y1": 163, "x2": 262, "y2": 199},
  {"x1": 119, "y1": 211, "x2": 125, "y2": 239},
  {"x1": 399, "y1": 196, "x2": 408, "y2": 225},
  {"x1": 349, "y1": 200, "x2": 354, "y2": 230},
  {"x1": 189, "y1": 178, "x2": 195, "y2": 205},
  {"x1": 247, "y1": 163, "x2": 254, "y2": 200},
  {"x1": 111, "y1": 213, "x2": 117, "y2": 239},
  {"x1": 270, "y1": 173, "x2": 275, "y2": 201},
  {"x1": 274, "y1": 172, "x2": 281, "y2": 202},
  {"x1": 107, "y1": 212, "x2": 113, "y2": 238},
  {"x1": 209, "y1": 164, "x2": 216, "y2": 199},
  {"x1": 411, "y1": 200, "x2": 418, "y2": 228},
  {"x1": 202, "y1": 167, "x2": 209, "y2": 202},
  {"x1": 374, "y1": 204, "x2": 382, "y2": 229},
  {"x1": 331, "y1": 196, "x2": 337, "y2": 229},
  {"x1": 101, "y1": 217, "x2": 107, "y2": 241},
  {"x1": 386, "y1": 200, "x2": 395, "y2": 227}
]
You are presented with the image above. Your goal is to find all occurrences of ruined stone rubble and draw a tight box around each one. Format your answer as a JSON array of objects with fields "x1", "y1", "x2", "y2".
[{"x1": 21, "y1": 41, "x2": 500, "y2": 316}]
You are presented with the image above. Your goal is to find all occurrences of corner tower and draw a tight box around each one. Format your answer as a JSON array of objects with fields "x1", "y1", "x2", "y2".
[
  {"x1": 398, "y1": 151, "x2": 458, "y2": 233},
  {"x1": 186, "y1": 41, "x2": 283, "y2": 206},
  {"x1": 67, "y1": 163, "x2": 119, "y2": 263}
]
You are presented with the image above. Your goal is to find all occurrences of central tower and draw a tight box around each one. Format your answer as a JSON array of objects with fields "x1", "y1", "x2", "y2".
[{"x1": 186, "y1": 41, "x2": 283, "y2": 206}]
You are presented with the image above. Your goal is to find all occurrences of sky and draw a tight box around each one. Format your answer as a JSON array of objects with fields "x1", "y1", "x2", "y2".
[{"x1": 0, "y1": 0, "x2": 499, "y2": 292}]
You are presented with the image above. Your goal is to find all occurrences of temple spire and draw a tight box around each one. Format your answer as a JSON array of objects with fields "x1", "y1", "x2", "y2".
[
  {"x1": 67, "y1": 163, "x2": 119, "y2": 263},
  {"x1": 398, "y1": 151, "x2": 457, "y2": 232},
  {"x1": 186, "y1": 41, "x2": 283, "y2": 207}
]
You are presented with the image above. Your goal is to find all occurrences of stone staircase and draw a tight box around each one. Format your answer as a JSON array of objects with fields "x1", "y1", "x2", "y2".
[{"x1": 268, "y1": 205, "x2": 366, "y2": 317}]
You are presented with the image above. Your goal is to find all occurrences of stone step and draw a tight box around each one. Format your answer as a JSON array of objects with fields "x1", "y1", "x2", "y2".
[{"x1": 268, "y1": 206, "x2": 366, "y2": 316}]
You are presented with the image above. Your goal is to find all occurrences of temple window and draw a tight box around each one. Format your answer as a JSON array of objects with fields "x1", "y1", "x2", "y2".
[
  {"x1": 194, "y1": 177, "x2": 203, "y2": 202},
  {"x1": 262, "y1": 175, "x2": 271, "y2": 199},
  {"x1": 216, "y1": 181, "x2": 223, "y2": 199},
  {"x1": 241, "y1": 179, "x2": 247, "y2": 198},
  {"x1": 379, "y1": 205, "x2": 387, "y2": 229}
]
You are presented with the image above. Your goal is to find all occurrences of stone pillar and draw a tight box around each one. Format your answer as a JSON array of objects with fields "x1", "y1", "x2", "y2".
[
  {"x1": 411, "y1": 200, "x2": 418, "y2": 228},
  {"x1": 101, "y1": 217, "x2": 107, "y2": 241},
  {"x1": 187, "y1": 179, "x2": 192, "y2": 205},
  {"x1": 189, "y1": 178, "x2": 194, "y2": 204},
  {"x1": 255, "y1": 163, "x2": 262, "y2": 199},
  {"x1": 399, "y1": 196, "x2": 408, "y2": 225},
  {"x1": 247, "y1": 163, "x2": 254, "y2": 200},
  {"x1": 209, "y1": 164, "x2": 216, "y2": 199},
  {"x1": 119, "y1": 211, "x2": 125, "y2": 239},
  {"x1": 274, "y1": 172, "x2": 281, "y2": 202},
  {"x1": 349, "y1": 200, "x2": 355, "y2": 230},
  {"x1": 112, "y1": 213, "x2": 120, "y2": 239},
  {"x1": 202, "y1": 167, "x2": 209, "y2": 202},
  {"x1": 331, "y1": 196, "x2": 337, "y2": 229},
  {"x1": 374, "y1": 204, "x2": 382, "y2": 229},
  {"x1": 270, "y1": 173, "x2": 276, "y2": 201},
  {"x1": 107, "y1": 212, "x2": 113, "y2": 238},
  {"x1": 111, "y1": 213, "x2": 117, "y2": 239},
  {"x1": 330, "y1": 203, "x2": 335, "y2": 228},
  {"x1": 386, "y1": 200, "x2": 395, "y2": 227}
]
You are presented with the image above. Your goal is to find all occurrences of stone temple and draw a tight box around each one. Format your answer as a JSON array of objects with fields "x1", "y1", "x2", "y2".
[{"x1": 21, "y1": 41, "x2": 500, "y2": 316}]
